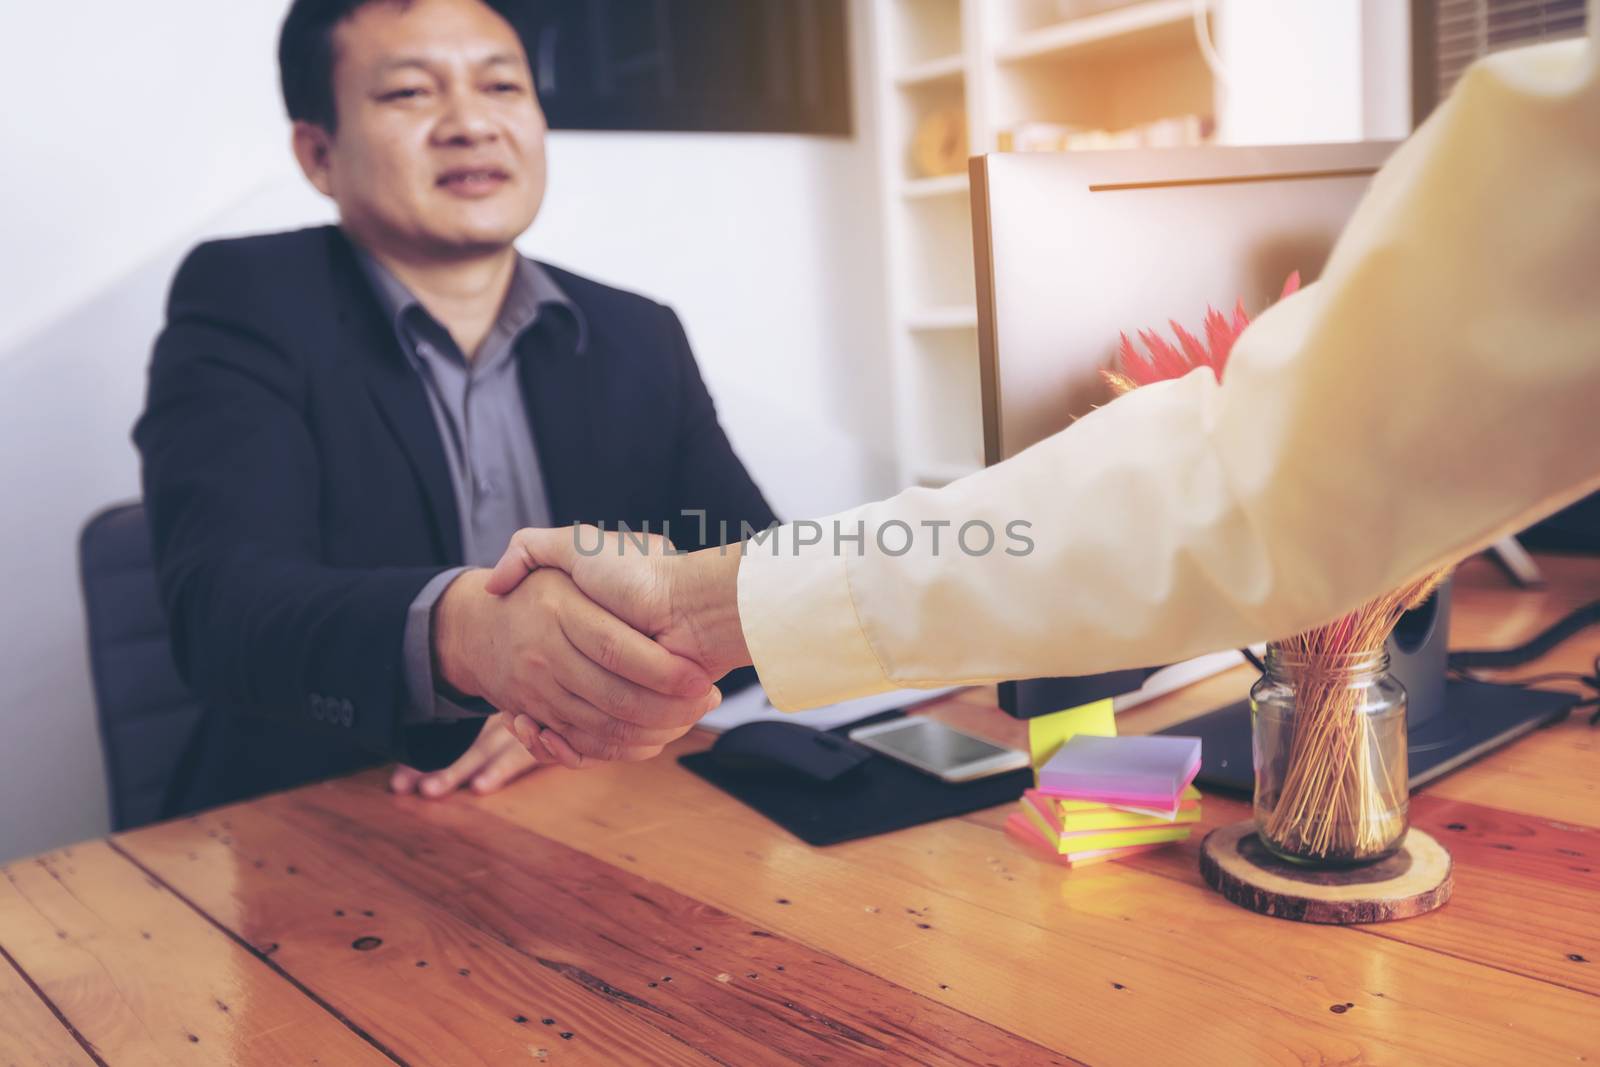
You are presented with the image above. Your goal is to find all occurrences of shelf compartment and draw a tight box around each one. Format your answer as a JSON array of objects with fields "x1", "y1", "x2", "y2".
[
  {"x1": 885, "y1": 0, "x2": 965, "y2": 73},
  {"x1": 905, "y1": 305, "x2": 979, "y2": 331},
  {"x1": 901, "y1": 173, "x2": 970, "y2": 200},
  {"x1": 901, "y1": 331, "x2": 985, "y2": 477},
  {"x1": 900, "y1": 192, "x2": 977, "y2": 311},
  {"x1": 988, "y1": 14, "x2": 1212, "y2": 135},
  {"x1": 996, "y1": 0, "x2": 1200, "y2": 65},
  {"x1": 894, "y1": 52, "x2": 966, "y2": 87}
]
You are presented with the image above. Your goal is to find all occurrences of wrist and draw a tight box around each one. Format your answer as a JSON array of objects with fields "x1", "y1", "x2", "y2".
[
  {"x1": 676, "y1": 546, "x2": 750, "y2": 674},
  {"x1": 434, "y1": 568, "x2": 492, "y2": 697}
]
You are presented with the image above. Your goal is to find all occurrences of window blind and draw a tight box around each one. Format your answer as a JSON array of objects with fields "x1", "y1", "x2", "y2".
[{"x1": 1431, "y1": 0, "x2": 1588, "y2": 101}]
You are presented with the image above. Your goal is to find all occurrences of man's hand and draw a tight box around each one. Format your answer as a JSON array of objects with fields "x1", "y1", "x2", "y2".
[
  {"x1": 433, "y1": 566, "x2": 721, "y2": 765},
  {"x1": 482, "y1": 526, "x2": 751, "y2": 768},
  {"x1": 389, "y1": 713, "x2": 541, "y2": 797}
]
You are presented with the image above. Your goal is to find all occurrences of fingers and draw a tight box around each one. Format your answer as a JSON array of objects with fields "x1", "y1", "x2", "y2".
[
  {"x1": 483, "y1": 530, "x2": 537, "y2": 596},
  {"x1": 389, "y1": 765, "x2": 425, "y2": 794},
  {"x1": 417, "y1": 756, "x2": 476, "y2": 798},
  {"x1": 390, "y1": 715, "x2": 543, "y2": 799},
  {"x1": 530, "y1": 678, "x2": 693, "y2": 751},
  {"x1": 510, "y1": 715, "x2": 671, "y2": 770},
  {"x1": 507, "y1": 712, "x2": 586, "y2": 768},
  {"x1": 390, "y1": 758, "x2": 478, "y2": 798},
  {"x1": 509, "y1": 712, "x2": 545, "y2": 755},
  {"x1": 550, "y1": 622, "x2": 718, "y2": 731},
  {"x1": 535, "y1": 726, "x2": 588, "y2": 769},
  {"x1": 558, "y1": 588, "x2": 711, "y2": 700},
  {"x1": 416, "y1": 732, "x2": 498, "y2": 797},
  {"x1": 466, "y1": 735, "x2": 540, "y2": 794},
  {"x1": 484, "y1": 526, "x2": 581, "y2": 596},
  {"x1": 548, "y1": 726, "x2": 668, "y2": 767}
]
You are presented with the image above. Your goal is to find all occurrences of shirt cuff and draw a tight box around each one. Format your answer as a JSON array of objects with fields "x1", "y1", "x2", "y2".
[
  {"x1": 736, "y1": 514, "x2": 890, "y2": 711},
  {"x1": 402, "y1": 567, "x2": 494, "y2": 723}
]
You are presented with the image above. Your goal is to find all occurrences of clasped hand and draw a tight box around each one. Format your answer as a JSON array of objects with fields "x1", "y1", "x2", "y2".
[
  {"x1": 398, "y1": 527, "x2": 746, "y2": 792},
  {"x1": 479, "y1": 526, "x2": 747, "y2": 770}
]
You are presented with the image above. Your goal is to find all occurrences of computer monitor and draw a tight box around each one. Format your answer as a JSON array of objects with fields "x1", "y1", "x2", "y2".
[
  {"x1": 968, "y1": 143, "x2": 1573, "y2": 790},
  {"x1": 972, "y1": 142, "x2": 1391, "y2": 466}
]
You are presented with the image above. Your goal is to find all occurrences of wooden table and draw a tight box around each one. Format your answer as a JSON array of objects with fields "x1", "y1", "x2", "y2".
[{"x1": 4, "y1": 556, "x2": 1597, "y2": 1065}]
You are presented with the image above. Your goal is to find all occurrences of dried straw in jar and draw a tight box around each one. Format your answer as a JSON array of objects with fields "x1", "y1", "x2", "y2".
[{"x1": 1262, "y1": 570, "x2": 1448, "y2": 860}]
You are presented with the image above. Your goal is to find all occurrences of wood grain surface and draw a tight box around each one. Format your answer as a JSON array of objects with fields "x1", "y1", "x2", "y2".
[
  {"x1": 0, "y1": 841, "x2": 388, "y2": 1066},
  {"x1": 0, "y1": 945, "x2": 96, "y2": 1067},
  {"x1": 1, "y1": 554, "x2": 1596, "y2": 1066}
]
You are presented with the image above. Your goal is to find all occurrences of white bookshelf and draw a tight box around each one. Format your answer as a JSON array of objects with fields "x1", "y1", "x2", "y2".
[
  {"x1": 893, "y1": 52, "x2": 966, "y2": 86},
  {"x1": 868, "y1": 0, "x2": 1219, "y2": 487},
  {"x1": 900, "y1": 173, "x2": 969, "y2": 200},
  {"x1": 905, "y1": 305, "x2": 979, "y2": 331}
]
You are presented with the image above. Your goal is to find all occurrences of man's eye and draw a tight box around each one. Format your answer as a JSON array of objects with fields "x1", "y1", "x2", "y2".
[
  {"x1": 379, "y1": 87, "x2": 428, "y2": 102},
  {"x1": 488, "y1": 82, "x2": 526, "y2": 94}
]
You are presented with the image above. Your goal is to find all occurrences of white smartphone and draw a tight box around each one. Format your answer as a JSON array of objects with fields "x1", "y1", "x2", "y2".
[{"x1": 848, "y1": 717, "x2": 1030, "y2": 783}]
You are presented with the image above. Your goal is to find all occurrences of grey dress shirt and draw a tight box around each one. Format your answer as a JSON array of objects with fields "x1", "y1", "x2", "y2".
[{"x1": 355, "y1": 247, "x2": 586, "y2": 723}]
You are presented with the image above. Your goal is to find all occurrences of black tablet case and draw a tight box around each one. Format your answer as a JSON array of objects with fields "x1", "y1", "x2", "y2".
[{"x1": 679, "y1": 714, "x2": 1031, "y2": 846}]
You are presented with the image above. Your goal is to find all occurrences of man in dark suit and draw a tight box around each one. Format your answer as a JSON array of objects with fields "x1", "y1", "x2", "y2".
[{"x1": 135, "y1": 0, "x2": 775, "y2": 815}]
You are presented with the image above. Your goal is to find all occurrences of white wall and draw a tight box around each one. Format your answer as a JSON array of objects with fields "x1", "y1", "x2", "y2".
[
  {"x1": 0, "y1": 0, "x2": 891, "y2": 861},
  {"x1": 1215, "y1": 0, "x2": 1411, "y2": 144},
  {"x1": 530, "y1": 128, "x2": 899, "y2": 520}
]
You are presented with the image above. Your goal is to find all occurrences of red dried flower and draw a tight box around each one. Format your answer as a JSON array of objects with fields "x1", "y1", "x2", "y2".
[{"x1": 1104, "y1": 272, "x2": 1300, "y2": 395}]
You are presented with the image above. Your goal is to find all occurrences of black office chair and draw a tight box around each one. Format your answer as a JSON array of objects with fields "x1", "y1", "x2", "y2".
[{"x1": 79, "y1": 502, "x2": 203, "y2": 831}]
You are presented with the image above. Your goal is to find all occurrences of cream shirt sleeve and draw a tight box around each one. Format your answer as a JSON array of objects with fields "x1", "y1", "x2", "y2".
[{"x1": 738, "y1": 36, "x2": 1600, "y2": 711}]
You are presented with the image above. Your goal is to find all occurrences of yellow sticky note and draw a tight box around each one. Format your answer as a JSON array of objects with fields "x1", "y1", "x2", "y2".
[{"x1": 1027, "y1": 699, "x2": 1116, "y2": 770}]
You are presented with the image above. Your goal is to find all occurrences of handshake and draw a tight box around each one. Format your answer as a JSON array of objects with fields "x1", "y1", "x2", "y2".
[{"x1": 431, "y1": 526, "x2": 754, "y2": 771}]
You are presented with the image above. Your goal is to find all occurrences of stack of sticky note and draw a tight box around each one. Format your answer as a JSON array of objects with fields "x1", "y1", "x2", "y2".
[{"x1": 1005, "y1": 701, "x2": 1203, "y2": 867}]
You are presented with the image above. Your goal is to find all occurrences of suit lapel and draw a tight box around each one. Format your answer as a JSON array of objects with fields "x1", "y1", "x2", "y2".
[
  {"x1": 325, "y1": 229, "x2": 464, "y2": 564},
  {"x1": 518, "y1": 313, "x2": 600, "y2": 527}
]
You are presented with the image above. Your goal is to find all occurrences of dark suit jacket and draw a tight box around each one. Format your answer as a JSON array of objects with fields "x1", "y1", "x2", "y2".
[{"x1": 135, "y1": 225, "x2": 775, "y2": 815}]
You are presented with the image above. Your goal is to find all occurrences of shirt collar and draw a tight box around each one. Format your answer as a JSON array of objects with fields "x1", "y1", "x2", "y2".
[{"x1": 351, "y1": 240, "x2": 588, "y2": 357}]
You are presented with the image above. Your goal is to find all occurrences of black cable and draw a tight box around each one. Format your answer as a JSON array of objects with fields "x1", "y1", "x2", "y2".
[
  {"x1": 1448, "y1": 598, "x2": 1600, "y2": 670},
  {"x1": 1440, "y1": 595, "x2": 1600, "y2": 726},
  {"x1": 1458, "y1": 651, "x2": 1600, "y2": 727},
  {"x1": 1454, "y1": 650, "x2": 1599, "y2": 686},
  {"x1": 1460, "y1": 669, "x2": 1590, "y2": 688}
]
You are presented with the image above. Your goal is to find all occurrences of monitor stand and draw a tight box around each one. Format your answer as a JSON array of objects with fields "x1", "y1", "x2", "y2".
[{"x1": 1160, "y1": 678, "x2": 1576, "y2": 796}]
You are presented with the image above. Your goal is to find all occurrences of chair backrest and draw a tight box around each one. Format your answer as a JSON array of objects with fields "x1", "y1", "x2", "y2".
[{"x1": 79, "y1": 502, "x2": 203, "y2": 830}]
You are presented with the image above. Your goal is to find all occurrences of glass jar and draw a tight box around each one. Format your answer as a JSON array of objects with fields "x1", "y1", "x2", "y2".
[{"x1": 1250, "y1": 646, "x2": 1409, "y2": 865}]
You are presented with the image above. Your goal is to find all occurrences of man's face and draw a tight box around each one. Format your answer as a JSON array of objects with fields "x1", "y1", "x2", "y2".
[{"x1": 296, "y1": 0, "x2": 547, "y2": 260}]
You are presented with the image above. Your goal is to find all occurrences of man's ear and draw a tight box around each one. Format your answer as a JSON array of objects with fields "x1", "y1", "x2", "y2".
[{"x1": 291, "y1": 121, "x2": 336, "y2": 198}]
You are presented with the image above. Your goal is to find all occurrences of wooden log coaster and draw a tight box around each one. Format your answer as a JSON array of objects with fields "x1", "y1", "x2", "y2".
[{"x1": 1199, "y1": 820, "x2": 1452, "y2": 924}]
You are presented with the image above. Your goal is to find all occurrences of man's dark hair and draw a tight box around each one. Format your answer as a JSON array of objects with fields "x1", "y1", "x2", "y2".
[
  {"x1": 278, "y1": 0, "x2": 521, "y2": 132},
  {"x1": 279, "y1": 0, "x2": 397, "y2": 131}
]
